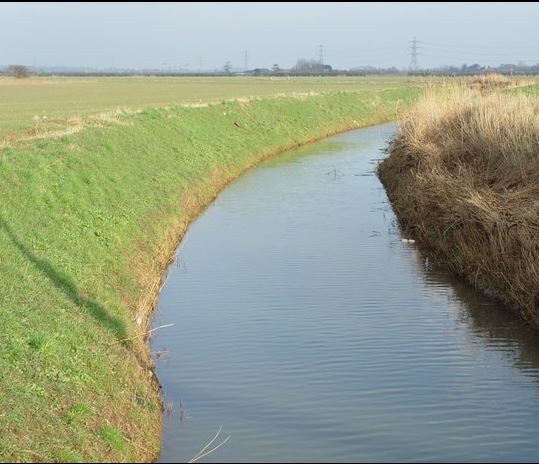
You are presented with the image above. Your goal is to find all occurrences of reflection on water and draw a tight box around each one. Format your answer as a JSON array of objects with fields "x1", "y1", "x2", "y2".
[
  {"x1": 152, "y1": 123, "x2": 539, "y2": 463},
  {"x1": 421, "y1": 257, "x2": 539, "y2": 378}
]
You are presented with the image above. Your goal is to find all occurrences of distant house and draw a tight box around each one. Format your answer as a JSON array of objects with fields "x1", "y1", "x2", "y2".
[{"x1": 250, "y1": 68, "x2": 271, "y2": 76}]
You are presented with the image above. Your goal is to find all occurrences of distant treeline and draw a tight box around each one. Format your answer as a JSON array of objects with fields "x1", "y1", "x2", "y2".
[
  {"x1": 418, "y1": 62, "x2": 539, "y2": 76},
  {"x1": 2, "y1": 62, "x2": 539, "y2": 77}
]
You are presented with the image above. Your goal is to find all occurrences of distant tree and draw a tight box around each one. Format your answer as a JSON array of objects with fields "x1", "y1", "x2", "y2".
[
  {"x1": 8, "y1": 65, "x2": 30, "y2": 78},
  {"x1": 223, "y1": 61, "x2": 232, "y2": 74},
  {"x1": 292, "y1": 58, "x2": 327, "y2": 74},
  {"x1": 272, "y1": 63, "x2": 280, "y2": 73},
  {"x1": 468, "y1": 63, "x2": 483, "y2": 72}
]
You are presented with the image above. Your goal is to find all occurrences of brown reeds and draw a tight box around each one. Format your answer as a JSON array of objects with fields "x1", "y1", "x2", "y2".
[{"x1": 379, "y1": 88, "x2": 539, "y2": 326}]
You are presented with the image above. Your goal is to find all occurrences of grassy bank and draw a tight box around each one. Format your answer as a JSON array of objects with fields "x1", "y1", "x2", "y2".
[
  {"x1": 379, "y1": 88, "x2": 539, "y2": 327},
  {"x1": 0, "y1": 88, "x2": 419, "y2": 462}
]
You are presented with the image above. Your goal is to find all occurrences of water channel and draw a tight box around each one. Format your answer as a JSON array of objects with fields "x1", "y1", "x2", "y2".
[{"x1": 152, "y1": 123, "x2": 539, "y2": 462}]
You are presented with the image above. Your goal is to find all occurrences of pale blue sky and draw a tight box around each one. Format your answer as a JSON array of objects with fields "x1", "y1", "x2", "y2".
[{"x1": 1, "y1": 2, "x2": 539, "y2": 70}]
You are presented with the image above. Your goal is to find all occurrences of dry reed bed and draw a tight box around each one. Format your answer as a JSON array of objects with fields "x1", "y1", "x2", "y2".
[{"x1": 379, "y1": 89, "x2": 539, "y2": 326}]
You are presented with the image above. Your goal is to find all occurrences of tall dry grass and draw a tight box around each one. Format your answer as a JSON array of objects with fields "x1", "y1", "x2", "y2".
[
  {"x1": 379, "y1": 88, "x2": 539, "y2": 325},
  {"x1": 468, "y1": 73, "x2": 535, "y2": 92}
]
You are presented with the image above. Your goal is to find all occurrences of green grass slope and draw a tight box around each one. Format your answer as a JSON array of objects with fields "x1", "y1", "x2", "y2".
[{"x1": 0, "y1": 88, "x2": 418, "y2": 462}]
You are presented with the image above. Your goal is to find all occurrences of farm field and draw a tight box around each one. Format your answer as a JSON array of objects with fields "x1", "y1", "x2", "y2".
[{"x1": 0, "y1": 75, "x2": 424, "y2": 141}]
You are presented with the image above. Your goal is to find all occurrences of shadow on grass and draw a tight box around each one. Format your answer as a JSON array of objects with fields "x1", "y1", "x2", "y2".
[{"x1": 0, "y1": 214, "x2": 127, "y2": 340}]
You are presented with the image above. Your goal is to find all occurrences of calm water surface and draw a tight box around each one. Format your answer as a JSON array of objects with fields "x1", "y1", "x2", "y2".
[{"x1": 151, "y1": 123, "x2": 539, "y2": 462}]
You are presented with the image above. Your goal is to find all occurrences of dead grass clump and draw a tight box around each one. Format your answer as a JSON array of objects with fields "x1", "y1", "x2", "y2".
[
  {"x1": 379, "y1": 88, "x2": 539, "y2": 326},
  {"x1": 468, "y1": 73, "x2": 535, "y2": 93}
]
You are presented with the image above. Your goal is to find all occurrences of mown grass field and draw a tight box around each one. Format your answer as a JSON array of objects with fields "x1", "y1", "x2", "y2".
[
  {"x1": 0, "y1": 79, "x2": 422, "y2": 462},
  {"x1": 0, "y1": 75, "x2": 423, "y2": 141}
]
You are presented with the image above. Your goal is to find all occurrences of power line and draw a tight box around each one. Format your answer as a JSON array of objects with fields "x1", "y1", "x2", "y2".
[
  {"x1": 319, "y1": 44, "x2": 324, "y2": 65},
  {"x1": 422, "y1": 41, "x2": 539, "y2": 51},
  {"x1": 421, "y1": 47, "x2": 539, "y2": 59}
]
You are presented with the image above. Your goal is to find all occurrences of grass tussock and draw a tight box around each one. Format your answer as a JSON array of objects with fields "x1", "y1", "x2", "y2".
[{"x1": 379, "y1": 88, "x2": 539, "y2": 325}]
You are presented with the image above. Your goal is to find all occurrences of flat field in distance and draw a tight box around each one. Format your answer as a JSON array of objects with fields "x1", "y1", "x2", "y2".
[{"x1": 0, "y1": 75, "x2": 424, "y2": 141}]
